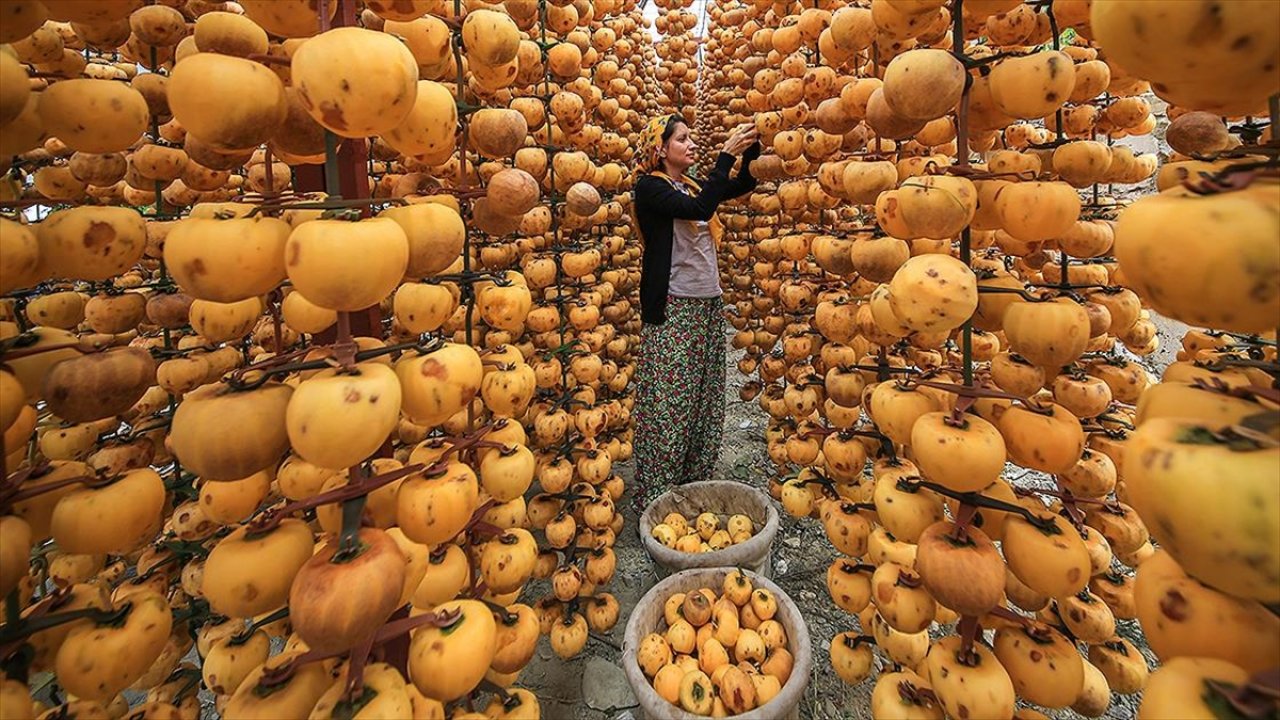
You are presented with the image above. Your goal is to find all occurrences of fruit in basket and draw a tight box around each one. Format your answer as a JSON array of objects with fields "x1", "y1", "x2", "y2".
[
  {"x1": 640, "y1": 582, "x2": 794, "y2": 717},
  {"x1": 683, "y1": 590, "x2": 713, "y2": 626},
  {"x1": 4, "y1": 0, "x2": 1275, "y2": 711},
  {"x1": 678, "y1": 670, "x2": 715, "y2": 715},
  {"x1": 651, "y1": 510, "x2": 755, "y2": 552},
  {"x1": 719, "y1": 665, "x2": 758, "y2": 714},
  {"x1": 638, "y1": 633, "x2": 672, "y2": 678}
]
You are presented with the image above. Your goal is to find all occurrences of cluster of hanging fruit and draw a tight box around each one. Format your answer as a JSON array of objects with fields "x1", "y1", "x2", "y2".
[
  {"x1": 667, "y1": 0, "x2": 1278, "y2": 717},
  {"x1": 0, "y1": 0, "x2": 675, "y2": 717}
]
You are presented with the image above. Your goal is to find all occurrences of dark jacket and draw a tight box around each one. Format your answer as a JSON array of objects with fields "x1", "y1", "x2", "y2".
[{"x1": 634, "y1": 144, "x2": 760, "y2": 325}]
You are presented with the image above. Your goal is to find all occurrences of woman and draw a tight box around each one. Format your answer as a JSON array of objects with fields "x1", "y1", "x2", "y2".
[{"x1": 631, "y1": 113, "x2": 761, "y2": 510}]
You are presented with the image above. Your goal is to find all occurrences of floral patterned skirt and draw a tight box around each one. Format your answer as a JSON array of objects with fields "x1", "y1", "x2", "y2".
[{"x1": 633, "y1": 296, "x2": 726, "y2": 512}]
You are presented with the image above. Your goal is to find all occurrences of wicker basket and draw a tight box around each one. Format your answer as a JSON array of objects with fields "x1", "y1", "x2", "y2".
[
  {"x1": 621, "y1": 567, "x2": 813, "y2": 720},
  {"x1": 640, "y1": 481, "x2": 779, "y2": 578}
]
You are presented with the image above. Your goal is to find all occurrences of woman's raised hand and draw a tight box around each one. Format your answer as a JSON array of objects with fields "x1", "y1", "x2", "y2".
[{"x1": 722, "y1": 124, "x2": 759, "y2": 157}]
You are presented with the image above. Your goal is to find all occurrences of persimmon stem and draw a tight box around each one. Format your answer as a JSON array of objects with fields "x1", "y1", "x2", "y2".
[
  {"x1": 2, "y1": 473, "x2": 102, "y2": 508},
  {"x1": 0, "y1": 603, "x2": 130, "y2": 647},
  {"x1": 1205, "y1": 667, "x2": 1280, "y2": 720},
  {"x1": 482, "y1": 599, "x2": 518, "y2": 624},
  {"x1": 372, "y1": 607, "x2": 463, "y2": 646},
  {"x1": 897, "y1": 679, "x2": 940, "y2": 707},
  {"x1": 845, "y1": 634, "x2": 876, "y2": 648},
  {"x1": 231, "y1": 606, "x2": 290, "y2": 646},
  {"x1": 987, "y1": 605, "x2": 1034, "y2": 630},
  {"x1": 171, "y1": 668, "x2": 204, "y2": 702},
  {"x1": 902, "y1": 478, "x2": 1060, "y2": 533},
  {"x1": 247, "y1": 463, "x2": 425, "y2": 536},
  {"x1": 895, "y1": 571, "x2": 923, "y2": 589}
]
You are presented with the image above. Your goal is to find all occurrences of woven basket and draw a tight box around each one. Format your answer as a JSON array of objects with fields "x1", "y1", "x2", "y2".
[
  {"x1": 640, "y1": 481, "x2": 779, "y2": 578},
  {"x1": 621, "y1": 567, "x2": 812, "y2": 720}
]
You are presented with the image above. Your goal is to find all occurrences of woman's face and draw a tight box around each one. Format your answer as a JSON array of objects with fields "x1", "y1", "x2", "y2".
[{"x1": 662, "y1": 122, "x2": 696, "y2": 172}]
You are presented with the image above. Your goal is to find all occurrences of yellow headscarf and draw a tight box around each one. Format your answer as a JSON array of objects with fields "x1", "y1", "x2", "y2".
[
  {"x1": 637, "y1": 113, "x2": 680, "y2": 175},
  {"x1": 634, "y1": 113, "x2": 725, "y2": 248}
]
